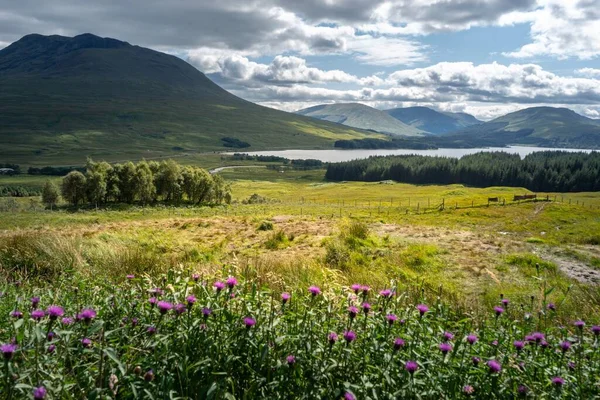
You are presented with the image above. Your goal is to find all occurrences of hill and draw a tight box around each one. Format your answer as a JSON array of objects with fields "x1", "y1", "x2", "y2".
[
  {"x1": 446, "y1": 107, "x2": 600, "y2": 148},
  {"x1": 0, "y1": 33, "x2": 380, "y2": 166},
  {"x1": 385, "y1": 106, "x2": 481, "y2": 135},
  {"x1": 296, "y1": 103, "x2": 424, "y2": 137}
]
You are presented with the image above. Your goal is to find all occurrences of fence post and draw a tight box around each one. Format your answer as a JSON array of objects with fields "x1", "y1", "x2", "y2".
[{"x1": 417, "y1": 203, "x2": 420, "y2": 214}]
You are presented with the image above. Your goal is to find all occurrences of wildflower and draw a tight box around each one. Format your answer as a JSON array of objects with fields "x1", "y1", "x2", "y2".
[
  {"x1": 47, "y1": 332, "x2": 55, "y2": 342},
  {"x1": 243, "y1": 317, "x2": 256, "y2": 328},
  {"x1": 529, "y1": 332, "x2": 545, "y2": 343},
  {"x1": 81, "y1": 338, "x2": 92, "y2": 348},
  {"x1": 147, "y1": 326, "x2": 157, "y2": 335},
  {"x1": 559, "y1": 341, "x2": 571, "y2": 352},
  {"x1": 343, "y1": 330, "x2": 356, "y2": 343},
  {"x1": 487, "y1": 360, "x2": 502, "y2": 373},
  {"x1": 134, "y1": 366, "x2": 142, "y2": 375},
  {"x1": 149, "y1": 288, "x2": 164, "y2": 296},
  {"x1": 513, "y1": 341, "x2": 525, "y2": 352},
  {"x1": 405, "y1": 360, "x2": 418, "y2": 374},
  {"x1": 547, "y1": 303, "x2": 556, "y2": 311},
  {"x1": 61, "y1": 317, "x2": 74, "y2": 326},
  {"x1": 10, "y1": 310, "x2": 23, "y2": 319},
  {"x1": 540, "y1": 341, "x2": 549, "y2": 349},
  {"x1": 31, "y1": 310, "x2": 45, "y2": 321},
  {"x1": 214, "y1": 281, "x2": 225, "y2": 292},
  {"x1": 568, "y1": 361, "x2": 576, "y2": 370},
  {"x1": 202, "y1": 307, "x2": 212, "y2": 318},
  {"x1": 393, "y1": 337, "x2": 405, "y2": 351},
  {"x1": 439, "y1": 343, "x2": 452, "y2": 354},
  {"x1": 467, "y1": 334, "x2": 478, "y2": 345},
  {"x1": 416, "y1": 304, "x2": 429, "y2": 316},
  {"x1": 78, "y1": 308, "x2": 97, "y2": 323},
  {"x1": 149, "y1": 297, "x2": 157, "y2": 307},
  {"x1": 281, "y1": 292, "x2": 291, "y2": 304},
  {"x1": 33, "y1": 386, "x2": 47, "y2": 400},
  {"x1": 493, "y1": 306, "x2": 504, "y2": 316},
  {"x1": 46, "y1": 305, "x2": 64, "y2": 320},
  {"x1": 346, "y1": 306, "x2": 358, "y2": 319},
  {"x1": 131, "y1": 318, "x2": 138, "y2": 327},
  {"x1": 286, "y1": 355, "x2": 296, "y2": 365},
  {"x1": 126, "y1": 274, "x2": 135, "y2": 280},
  {"x1": 501, "y1": 298, "x2": 509, "y2": 307},
  {"x1": 344, "y1": 392, "x2": 356, "y2": 400},
  {"x1": 463, "y1": 385, "x2": 474, "y2": 396},
  {"x1": 144, "y1": 369, "x2": 155, "y2": 382},
  {"x1": 192, "y1": 273, "x2": 200, "y2": 282},
  {"x1": 517, "y1": 385, "x2": 529, "y2": 396},
  {"x1": 443, "y1": 331, "x2": 454, "y2": 342},
  {"x1": 551, "y1": 376, "x2": 565, "y2": 387},
  {"x1": 174, "y1": 303, "x2": 186, "y2": 315},
  {"x1": 1, "y1": 343, "x2": 17, "y2": 360},
  {"x1": 361, "y1": 302, "x2": 371, "y2": 314},
  {"x1": 350, "y1": 284, "x2": 361, "y2": 294},
  {"x1": 31, "y1": 297, "x2": 41, "y2": 309},
  {"x1": 157, "y1": 301, "x2": 173, "y2": 315},
  {"x1": 226, "y1": 276, "x2": 238, "y2": 289},
  {"x1": 308, "y1": 286, "x2": 321, "y2": 296},
  {"x1": 185, "y1": 295, "x2": 196, "y2": 307},
  {"x1": 472, "y1": 357, "x2": 480, "y2": 366},
  {"x1": 328, "y1": 332, "x2": 338, "y2": 345},
  {"x1": 47, "y1": 344, "x2": 56, "y2": 354},
  {"x1": 379, "y1": 289, "x2": 392, "y2": 298},
  {"x1": 592, "y1": 326, "x2": 600, "y2": 336},
  {"x1": 574, "y1": 320, "x2": 585, "y2": 329},
  {"x1": 361, "y1": 285, "x2": 370, "y2": 295}
]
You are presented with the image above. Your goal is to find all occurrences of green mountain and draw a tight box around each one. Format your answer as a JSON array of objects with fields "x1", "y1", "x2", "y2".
[
  {"x1": 385, "y1": 106, "x2": 480, "y2": 135},
  {"x1": 296, "y1": 103, "x2": 425, "y2": 137},
  {"x1": 446, "y1": 107, "x2": 600, "y2": 148},
  {"x1": 0, "y1": 33, "x2": 379, "y2": 166}
]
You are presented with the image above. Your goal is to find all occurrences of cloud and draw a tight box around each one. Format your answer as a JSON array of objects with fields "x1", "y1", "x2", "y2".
[{"x1": 576, "y1": 68, "x2": 600, "y2": 78}]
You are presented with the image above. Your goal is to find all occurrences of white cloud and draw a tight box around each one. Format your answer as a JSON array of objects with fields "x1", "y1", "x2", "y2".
[{"x1": 576, "y1": 68, "x2": 600, "y2": 78}]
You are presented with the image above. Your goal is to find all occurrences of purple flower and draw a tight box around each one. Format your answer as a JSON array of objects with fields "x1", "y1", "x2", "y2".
[
  {"x1": 61, "y1": 317, "x2": 74, "y2": 326},
  {"x1": 592, "y1": 325, "x2": 600, "y2": 336},
  {"x1": 131, "y1": 318, "x2": 138, "y2": 327},
  {"x1": 467, "y1": 334, "x2": 478, "y2": 345},
  {"x1": 202, "y1": 307, "x2": 212, "y2": 318},
  {"x1": 472, "y1": 356, "x2": 480, "y2": 366},
  {"x1": 443, "y1": 331, "x2": 454, "y2": 342},
  {"x1": 47, "y1": 332, "x2": 55, "y2": 342},
  {"x1": 559, "y1": 341, "x2": 571, "y2": 352},
  {"x1": 501, "y1": 298, "x2": 509, "y2": 306},
  {"x1": 487, "y1": 360, "x2": 502, "y2": 373},
  {"x1": 361, "y1": 285, "x2": 370, "y2": 295},
  {"x1": 174, "y1": 303, "x2": 186, "y2": 315},
  {"x1": 192, "y1": 273, "x2": 200, "y2": 282},
  {"x1": 439, "y1": 343, "x2": 452, "y2": 354},
  {"x1": 281, "y1": 292, "x2": 291, "y2": 304},
  {"x1": 308, "y1": 286, "x2": 321, "y2": 296},
  {"x1": 78, "y1": 308, "x2": 97, "y2": 323},
  {"x1": 529, "y1": 332, "x2": 545, "y2": 343},
  {"x1": 513, "y1": 341, "x2": 525, "y2": 351},
  {"x1": 149, "y1": 297, "x2": 157, "y2": 307},
  {"x1": 551, "y1": 376, "x2": 565, "y2": 387},
  {"x1": 344, "y1": 392, "x2": 356, "y2": 400},
  {"x1": 350, "y1": 284, "x2": 361, "y2": 294},
  {"x1": 31, "y1": 309, "x2": 45, "y2": 321},
  {"x1": 1, "y1": 343, "x2": 17, "y2": 360},
  {"x1": 463, "y1": 385, "x2": 474, "y2": 396},
  {"x1": 186, "y1": 295, "x2": 196, "y2": 306},
  {"x1": 379, "y1": 289, "x2": 392, "y2": 298},
  {"x1": 405, "y1": 360, "x2": 418, "y2": 374},
  {"x1": 10, "y1": 310, "x2": 23, "y2": 319},
  {"x1": 33, "y1": 386, "x2": 47, "y2": 400},
  {"x1": 243, "y1": 317, "x2": 256, "y2": 328},
  {"x1": 393, "y1": 337, "x2": 405, "y2": 351},
  {"x1": 226, "y1": 276, "x2": 238, "y2": 289},
  {"x1": 157, "y1": 301, "x2": 173, "y2": 315},
  {"x1": 574, "y1": 320, "x2": 585, "y2": 329},
  {"x1": 547, "y1": 303, "x2": 556, "y2": 311},
  {"x1": 517, "y1": 385, "x2": 529, "y2": 396},
  {"x1": 147, "y1": 326, "x2": 157, "y2": 335},
  {"x1": 493, "y1": 306, "x2": 504, "y2": 316},
  {"x1": 491, "y1": 340, "x2": 498, "y2": 347},
  {"x1": 46, "y1": 305, "x2": 64, "y2": 320},
  {"x1": 361, "y1": 302, "x2": 371, "y2": 314},
  {"x1": 149, "y1": 288, "x2": 164, "y2": 296},
  {"x1": 328, "y1": 332, "x2": 338, "y2": 345},
  {"x1": 126, "y1": 274, "x2": 135, "y2": 280},
  {"x1": 214, "y1": 281, "x2": 225, "y2": 292},
  {"x1": 286, "y1": 355, "x2": 296, "y2": 365},
  {"x1": 343, "y1": 330, "x2": 356, "y2": 343},
  {"x1": 540, "y1": 340, "x2": 549, "y2": 349},
  {"x1": 416, "y1": 304, "x2": 429, "y2": 316},
  {"x1": 81, "y1": 338, "x2": 92, "y2": 348},
  {"x1": 47, "y1": 344, "x2": 56, "y2": 354},
  {"x1": 386, "y1": 314, "x2": 398, "y2": 325},
  {"x1": 31, "y1": 297, "x2": 41, "y2": 308},
  {"x1": 348, "y1": 306, "x2": 359, "y2": 319},
  {"x1": 568, "y1": 361, "x2": 576, "y2": 370}
]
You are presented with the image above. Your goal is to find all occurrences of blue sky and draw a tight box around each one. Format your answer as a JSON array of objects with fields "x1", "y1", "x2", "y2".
[{"x1": 1, "y1": 0, "x2": 599, "y2": 120}]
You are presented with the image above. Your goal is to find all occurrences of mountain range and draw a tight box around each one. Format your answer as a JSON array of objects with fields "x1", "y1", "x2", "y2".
[{"x1": 385, "y1": 106, "x2": 481, "y2": 135}]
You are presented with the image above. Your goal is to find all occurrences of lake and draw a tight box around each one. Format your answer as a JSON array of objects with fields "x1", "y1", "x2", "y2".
[{"x1": 234, "y1": 146, "x2": 594, "y2": 163}]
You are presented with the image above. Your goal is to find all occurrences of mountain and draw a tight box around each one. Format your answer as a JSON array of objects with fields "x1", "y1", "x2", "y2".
[
  {"x1": 0, "y1": 33, "x2": 379, "y2": 165},
  {"x1": 296, "y1": 103, "x2": 424, "y2": 137},
  {"x1": 445, "y1": 107, "x2": 600, "y2": 148},
  {"x1": 385, "y1": 106, "x2": 481, "y2": 135}
]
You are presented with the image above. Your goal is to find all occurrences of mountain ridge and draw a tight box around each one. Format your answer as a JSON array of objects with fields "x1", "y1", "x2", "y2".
[{"x1": 385, "y1": 106, "x2": 481, "y2": 135}]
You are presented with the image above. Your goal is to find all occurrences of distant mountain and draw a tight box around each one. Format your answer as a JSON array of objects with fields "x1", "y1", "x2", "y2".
[
  {"x1": 296, "y1": 103, "x2": 424, "y2": 137},
  {"x1": 385, "y1": 106, "x2": 481, "y2": 135},
  {"x1": 0, "y1": 33, "x2": 378, "y2": 165},
  {"x1": 446, "y1": 107, "x2": 600, "y2": 148}
]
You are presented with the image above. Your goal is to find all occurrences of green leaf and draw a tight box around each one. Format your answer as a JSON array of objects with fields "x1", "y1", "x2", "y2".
[{"x1": 103, "y1": 348, "x2": 126, "y2": 375}]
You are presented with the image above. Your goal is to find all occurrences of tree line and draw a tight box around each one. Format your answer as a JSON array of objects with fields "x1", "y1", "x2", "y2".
[
  {"x1": 325, "y1": 151, "x2": 600, "y2": 192},
  {"x1": 41, "y1": 159, "x2": 231, "y2": 208}
]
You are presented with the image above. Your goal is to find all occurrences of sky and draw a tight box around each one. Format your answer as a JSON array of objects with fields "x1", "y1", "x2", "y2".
[{"x1": 0, "y1": 0, "x2": 599, "y2": 121}]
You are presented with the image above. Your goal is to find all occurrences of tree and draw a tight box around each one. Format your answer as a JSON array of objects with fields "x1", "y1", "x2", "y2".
[
  {"x1": 135, "y1": 161, "x2": 156, "y2": 205},
  {"x1": 182, "y1": 166, "x2": 213, "y2": 204},
  {"x1": 155, "y1": 160, "x2": 183, "y2": 202},
  {"x1": 116, "y1": 162, "x2": 138, "y2": 203},
  {"x1": 210, "y1": 174, "x2": 231, "y2": 204},
  {"x1": 61, "y1": 171, "x2": 87, "y2": 206},
  {"x1": 41, "y1": 180, "x2": 60, "y2": 210}
]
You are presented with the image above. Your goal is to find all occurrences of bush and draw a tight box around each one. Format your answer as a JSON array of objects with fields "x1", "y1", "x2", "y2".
[
  {"x1": 264, "y1": 230, "x2": 289, "y2": 249},
  {"x1": 257, "y1": 221, "x2": 274, "y2": 231}
]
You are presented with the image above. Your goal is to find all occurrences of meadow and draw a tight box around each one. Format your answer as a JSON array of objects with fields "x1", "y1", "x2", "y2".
[{"x1": 1, "y1": 166, "x2": 600, "y2": 398}]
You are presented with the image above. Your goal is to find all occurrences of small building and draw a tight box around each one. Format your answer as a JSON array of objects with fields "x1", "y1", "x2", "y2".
[{"x1": 0, "y1": 168, "x2": 15, "y2": 175}]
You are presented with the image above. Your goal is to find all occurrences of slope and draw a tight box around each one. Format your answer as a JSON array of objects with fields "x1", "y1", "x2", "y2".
[{"x1": 385, "y1": 106, "x2": 481, "y2": 135}]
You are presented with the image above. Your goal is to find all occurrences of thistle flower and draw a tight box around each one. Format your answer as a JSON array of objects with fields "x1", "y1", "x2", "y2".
[
  {"x1": 592, "y1": 325, "x2": 600, "y2": 336},
  {"x1": 487, "y1": 360, "x2": 502, "y2": 373},
  {"x1": 551, "y1": 376, "x2": 565, "y2": 387},
  {"x1": 186, "y1": 295, "x2": 196, "y2": 306},
  {"x1": 328, "y1": 332, "x2": 338, "y2": 345},
  {"x1": 463, "y1": 385, "x2": 474, "y2": 396},
  {"x1": 10, "y1": 310, "x2": 23, "y2": 319},
  {"x1": 517, "y1": 385, "x2": 529, "y2": 396},
  {"x1": 568, "y1": 361, "x2": 576, "y2": 370},
  {"x1": 31, "y1": 309, "x2": 45, "y2": 321},
  {"x1": 47, "y1": 344, "x2": 56, "y2": 354},
  {"x1": 574, "y1": 320, "x2": 585, "y2": 329},
  {"x1": 513, "y1": 341, "x2": 525, "y2": 352},
  {"x1": 31, "y1": 296, "x2": 41, "y2": 308},
  {"x1": 343, "y1": 330, "x2": 356, "y2": 343},
  {"x1": 149, "y1": 297, "x2": 157, "y2": 307},
  {"x1": 443, "y1": 331, "x2": 454, "y2": 342},
  {"x1": 386, "y1": 314, "x2": 398, "y2": 325},
  {"x1": 308, "y1": 286, "x2": 321, "y2": 296},
  {"x1": 361, "y1": 285, "x2": 370, "y2": 295},
  {"x1": 157, "y1": 301, "x2": 173, "y2": 315},
  {"x1": 472, "y1": 357, "x2": 480, "y2": 366},
  {"x1": 405, "y1": 361, "x2": 418, "y2": 374},
  {"x1": 33, "y1": 386, "x2": 47, "y2": 400},
  {"x1": 174, "y1": 303, "x2": 186, "y2": 315},
  {"x1": 147, "y1": 326, "x2": 157, "y2": 335},
  {"x1": 226, "y1": 276, "x2": 238, "y2": 289},
  {"x1": 467, "y1": 334, "x2": 478, "y2": 345},
  {"x1": 379, "y1": 289, "x2": 392, "y2": 298},
  {"x1": 61, "y1": 317, "x2": 74, "y2": 326},
  {"x1": 501, "y1": 298, "x2": 510, "y2": 307},
  {"x1": 126, "y1": 274, "x2": 135, "y2": 280},
  {"x1": 202, "y1": 307, "x2": 212, "y2": 318},
  {"x1": 416, "y1": 304, "x2": 429, "y2": 316},
  {"x1": 540, "y1": 340, "x2": 549, "y2": 349},
  {"x1": 530, "y1": 332, "x2": 545, "y2": 343},
  {"x1": 547, "y1": 303, "x2": 556, "y2": 311},
  {"x1": 214, "y1": 281, "x2": 225, "y2": 292},
  {"x1": 286, "y1": 355, "x2": 296, "y2": 365},
  {"x1": 344, "y1": 392, "x2": 356, "y2": 400},
  {"x1": 243, "y1": 317, "x2": 256, "y2": 328},
  {"x1": 78, "y1": 308, "x2": 97, "y2": 323},
  {"x1": 1, "y1": 343, "x2": 17, "y2": 360},
  {"x1": 393, "y1": 337, "x2": 405, "y2": 351},
  {"x1": 351, "y1": 284, "x2": 361, "y2": 294},
  {"x1": 348, "y1": 306, "x2": 358, "y2": 319},
  {"x1": 46, "y1": 305, "x2": 64, "y2": 320},
  {"x1": 493, "y1": 306, "x2": 504, "y2": 316},
  {"x1": 361, "y1": 302, "x2": 371, "y2": 314},
  {"x1": 81, "y1": 338, "x2": 92, "y2": 348},
  {"x1": 47, "y1": 332, "x2": 55, "y2": 342},
  {"x1": 559, "y1": 341, "x2": 571, "y2": 352},
  {"x1": 131, "y1": 318, "x2": 138, "y2": 327},
  {"x1": 281, "y1": 292, "x2": 291, "y2": 304},
  {"x1": 439, "y1": 343, "x2": 452, "y2": 354},
  {"x1": 144, "y1": 369, "x2": 155, "y2": 382},
  {"x1": 191, "y1": 273, "x2": 200, "y2": 282}
]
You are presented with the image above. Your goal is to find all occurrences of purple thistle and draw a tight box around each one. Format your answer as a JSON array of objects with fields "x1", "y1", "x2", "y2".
[
  {"x1": 147, "y1": 326, "x2": 157, "y2": 335},
  {"x1": 61, "y1": 317, "x2": 74, "y2": 326},
  {"x1": 281, "y1": 292, "x2": 291, "y2": 304},
  {"x1": 379, "y1": 289, "x2": 392, "y2": 298},
  {"x1": 592, "y1": 325, "x2": 600, "y2": 336},
  {"x1": 343, "y1": 330, "x2": 356, "y2": 343},
  {"x1": 493, "y1": 306, "x2": 504, "y2": 316},
  {"x1": 214, "y1": 281, "x2": 225, "y2": 292},
  {"x1": 574, "y1": 320, "x2": 585, "y2": 329},
  {"x1": 361, "y1": 285, "x2": 370, "y2": 295},
  {"x1": 517, "y1": 385, "x2": 529, "y2": 396},
  {"x1": 308, "y1": 286, "x2": 321, "y2": 296},
  {"x1": 157, "y1": 301, "x2": 173, "y2": 315},
  {"x1": 513, "y1": 341, "x2": 525, "y2": 351},
  {"x1": 126, "y1": 274, "x2": 135, "y2": 280},
  {"x1": 191, "y1": 273, "x2": 200, "y2": 282},
  {"x1": 416, "y1": 304, "x2": 429, "y2": 316},
  {"x1": 348, "y1": 306, "x2": 358, "y2": 319},
  {"x1": 1, "y1": 343, "x2": 17, "y2": 360},
  {"x1": 467, "y1": 334, "x2": 478, "y2": 345},
  {"x1": 186, "y1": 295, "x2": 196, "y2": 306},
  {"x1": 351, "y1": 284, "x2": 362, "y2": 294},
  {"x1": 463, "y1": 385, "x2": 474, "y2": 396},
  {"x1": 328, "y1": 332, "x2": 338, "y2": 345},
  {"x1": 491, "y1": 340, "x2": 499, "y2": 347},
  {"x1": 31, "y1": 309, "x2": 45, "y2": 321},
  {"x1": 443, "y1": 331, "x2": 454, "y2": 342},
  {"x1": 47, "y1": 332, "x2": 55, "y2": 342},
  {"x1": 529, "y1": 332, "x2": 545, "y2": 343},
  {"x1": 286, "y1": 355, "x2": 296, "y2": 365},
  {"x1": 78, "y1": 308, "x2": 97, "y2": 323},
  {"x1": 344, "y1": 392, "x2": 356, "y2": 400},
  {"x1": 174, "y1": 303, "x2": 186, "y2": 315},
  {"x1": 47, "y1": 344, "x2": 56, "y2": 354},
  {"x1": 487, "y1": 360, "x2": 502, "y2": 373},
  {"x1": 144, "y1": 369, "x2": 155, "y2": 382},
  {"x1": 501, "y1": 298, "x2": 510, "y2": 307},
  {"x1": 10, "y1": 310, "x2": 23, "y2": 319},
  {"x1": 472, "y1": 356, "x2": 480, "y2": 366},
  {"x1": 361, "y1": 302, "x2": 371, "y2": 314},
  {"x1": 547, "y1": 302, "x2": 556, "y2": 311},
  {"x1": 243, "y1": 317, "x2": 256, "y2": 328},
  {"x1": 226, "y1": 276, "x2": 238, "y2": 289},
  {"x1": 81, "y1": 338, "x2": 92, "y2": 348},
  {"x1": 31, "y1": 296, "x2": 41, "y2": 308},
  {"x1": 551, "y1": 376, "x2": 565, "y2": 387},
  {"x1": 439, "y1": 343, "x2": 452, "y2": 354},
  {"x1": 46, "y1": 305, "x2": 64, "y2": 320},
  {"x1": 405, "y1": 360, "x2": 418, "y2": 374},
  {"x1": 393, "y1": 337, "x2": 405, "y2": 351},
  {"x1": 131, "y1": 317, "x2": 138, "y2": 327},
  {"x1": 202, "y1": 307, "x2": 212, "y2": 318},
  {"x1": 386, "y1": 314, "x2": 398, "y2": 325},
  {"x1": 33, "y1": 386, "x2": 47, "y2": 400},
  {"x1": 149, "y1": 297, "x2": 157, "y2": 307},
  {"x1": 540, "y1": 340, "x2": 549, "y2": 349},
  {"x1": 559, "y1": 341, "x2": 571, "y2": 352},
  {"x1": 568, "y1": 361, "x2": 576, "y2": 370}
]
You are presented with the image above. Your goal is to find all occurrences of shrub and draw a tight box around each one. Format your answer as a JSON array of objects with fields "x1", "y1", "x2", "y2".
[
  {"x1": 257, "y1": 221, "x2": 274, "y2": 231},
  {"x1": 264, "y1": 230, "x2": 289, "y2": 249}
]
